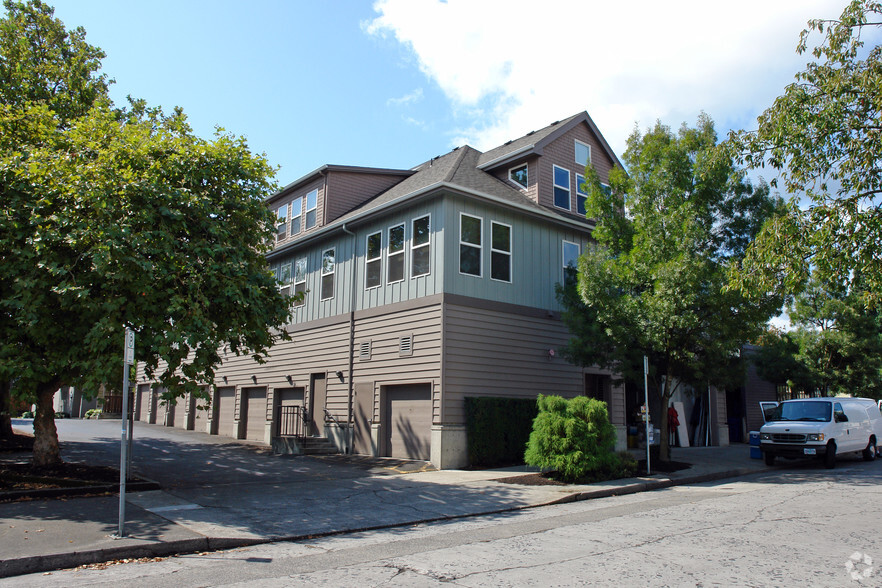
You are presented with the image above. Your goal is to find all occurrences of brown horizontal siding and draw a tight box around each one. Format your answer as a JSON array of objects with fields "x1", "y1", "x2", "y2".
[
  {"x1": 325, "y1": 171, "x2": 408, "y2": 223},
  {"x1": 441, "y1": 303, "x2": 583, "y2": 424},
  {"x1": 353, "y1": 303, "x2": 443, "y2": 424}
]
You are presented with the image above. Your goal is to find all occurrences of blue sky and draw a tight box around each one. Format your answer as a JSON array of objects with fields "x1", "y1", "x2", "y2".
[{"x1": 44, "y1": 0, "x2": 850, "y2": 187}]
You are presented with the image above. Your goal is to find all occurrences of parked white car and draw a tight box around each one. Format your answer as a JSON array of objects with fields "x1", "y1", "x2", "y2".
[{"x1": 759, "y1": 397, "x2": 882, "y2": 469}]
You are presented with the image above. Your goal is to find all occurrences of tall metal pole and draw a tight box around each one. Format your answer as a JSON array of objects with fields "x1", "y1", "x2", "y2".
[
  {"x1": 117, "y1": 327, "x2": 135, "y2": 538},
  {"x1": 644, "y1": 355, "x2": 651, "y2": 475}
]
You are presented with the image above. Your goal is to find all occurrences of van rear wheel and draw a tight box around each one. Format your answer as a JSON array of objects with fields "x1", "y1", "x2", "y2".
[
  {"x1": 824, "y1": 442, "x2": 837, "y2": 469},
  {"x1": 863, "y1": 437, "x2": 877, "y2": 461}
]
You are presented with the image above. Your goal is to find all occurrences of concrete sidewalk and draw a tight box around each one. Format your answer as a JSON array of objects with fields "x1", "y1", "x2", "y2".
[{"x1": 0, "y1": 444, "x2": 769, "y2": 578}]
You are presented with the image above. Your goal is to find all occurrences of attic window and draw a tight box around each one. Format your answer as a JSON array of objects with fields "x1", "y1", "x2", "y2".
[
  {"x1": 399, "y1": 335, "x2": 413, "y2": 357},
  {"x1": 575, "y1": 140, "x2": 591, "y2": 168},
  {"x1": 509, "y1": 164, "x2": 528, "y2": 189},
  {"x1": 305, "y1": 189, "x2": 318, "y2": 230},
  {"x1": 359, "y1": 341, "x2": 372, "y2": 361}
]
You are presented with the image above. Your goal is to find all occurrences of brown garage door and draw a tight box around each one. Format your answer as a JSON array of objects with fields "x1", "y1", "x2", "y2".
[
  {"x1": 384, "y1": 384, "x2": 432, "y2": 460},
  {"x1": 136, "y1": 385, "x2": 153, "y2": 423},
  {"x1": 214, "y1": 386, "x2": 236, "y2": 437},
  {"x1": 353, "y1": 382, "x2": 374, "y2": 455},
  {"x1": 244, "y1": 387, "x2": 267, "y2": 442}
]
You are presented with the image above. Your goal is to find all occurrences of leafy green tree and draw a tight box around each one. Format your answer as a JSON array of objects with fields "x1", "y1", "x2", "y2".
[
  {"x1": 0, "y1": 2, "x2": 294, "y2": 465},
  {"x1": 729, "y1": 0, "x2": 882, "y2": 305},
  {"x1": 756, "y1": 276, "x2": 882, "y2": 398},
  {"x1": 524, "y1": 395, "x2": 619, "y2": 482},
  {"x1": 567, "y1": 115, "x2": 782, "y2": 462}
]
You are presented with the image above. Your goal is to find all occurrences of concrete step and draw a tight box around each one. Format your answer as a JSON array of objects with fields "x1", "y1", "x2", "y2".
[{"x1": 272, "y1": 436, "x2": 339, "y2": 456}]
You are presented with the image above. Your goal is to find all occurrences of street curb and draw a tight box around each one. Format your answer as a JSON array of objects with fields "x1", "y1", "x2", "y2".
[
  {"x1": 0, "y1": 480, "x2": 161, "y2": 503},
  {"x1": 0, "y1": 466, "x2": 768, "y2": 578}
]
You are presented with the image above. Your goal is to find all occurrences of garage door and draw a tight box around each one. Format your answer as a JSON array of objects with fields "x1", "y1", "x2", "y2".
[
  {"x1": 172, "y1": 394, "x2": 189, "y2": 429},
  {"x1": 214, "y1": 387, "x2": 236, "y2": 437},
  {"x1": 244, "y1": 387, "x2": 267, "y2": 442},
  {"x1": 136, "y1": 385, "x2": 153, "y2": 423},
  {"x1": 384, "y1": 384, "x2": 432, "y2": 460},
  {"x1": 192, "y1": 389, "x2": 209, "y2": 433}
]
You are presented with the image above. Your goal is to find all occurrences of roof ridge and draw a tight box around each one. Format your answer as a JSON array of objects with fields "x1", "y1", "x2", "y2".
[{"x1": 442, "y1": 145, "x2": 477, "y2": 183}]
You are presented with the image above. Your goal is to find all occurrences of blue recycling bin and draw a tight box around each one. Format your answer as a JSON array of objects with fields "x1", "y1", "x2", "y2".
[{"x1": 749, "y1": 431, "x2": 760, "y2": 446}]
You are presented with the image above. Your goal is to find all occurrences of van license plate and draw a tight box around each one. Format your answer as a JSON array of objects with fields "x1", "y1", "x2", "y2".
[{"x1": 804, "y1": 448, "x2": 817, "y2": 455}]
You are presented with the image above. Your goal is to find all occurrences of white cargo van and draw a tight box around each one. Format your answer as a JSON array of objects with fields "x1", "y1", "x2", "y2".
[{"x1": 759, "y1": 397, "x2": 882, "y2": 469}]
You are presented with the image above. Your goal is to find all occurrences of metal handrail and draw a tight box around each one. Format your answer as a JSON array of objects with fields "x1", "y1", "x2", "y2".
[{"x1": 323, "y1": 407, "x2": 343, "y2": 429}]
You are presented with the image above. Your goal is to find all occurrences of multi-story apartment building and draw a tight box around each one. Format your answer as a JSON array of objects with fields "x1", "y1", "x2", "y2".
[{"x1": 135, "y1": 112, "x2": 634, "y2": 468}]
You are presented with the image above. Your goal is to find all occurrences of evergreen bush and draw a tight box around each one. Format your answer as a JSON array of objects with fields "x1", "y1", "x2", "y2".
[{"x1": 524, "y1": 394, "x2": 622, "y2": 482}]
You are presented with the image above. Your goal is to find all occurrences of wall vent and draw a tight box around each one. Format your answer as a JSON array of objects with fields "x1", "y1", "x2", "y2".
[
  {"x1": 359, "y1": 340, "x2": 372, "y2": 361},
  {"x1": 399, "y1": 335, "x2": 413, "y2": 357}
]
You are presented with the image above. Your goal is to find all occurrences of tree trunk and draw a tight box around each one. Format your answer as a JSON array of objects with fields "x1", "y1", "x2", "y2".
[
  {"x1": 0, "y1": 380, "x2": 13, "y2": 441},
  {"x1": 658, "y1": 375, "x2": 671, "y2": 462},
  {"x1": 32, "y1": 381, "x2": 62, "y2": 466}
]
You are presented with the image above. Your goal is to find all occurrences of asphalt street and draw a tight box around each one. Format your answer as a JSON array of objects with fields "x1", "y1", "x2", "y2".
[{"x1": 6, "y1": 460, "x2": 882, "y2": 587}]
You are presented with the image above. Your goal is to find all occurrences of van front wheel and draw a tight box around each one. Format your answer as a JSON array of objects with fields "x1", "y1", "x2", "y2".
[
  {"x1": 863, "y1": 437, "x2": 877, "y2": 461},
  {"x1": 824, "y1": 442, "x2": 837, "y2": 469}
]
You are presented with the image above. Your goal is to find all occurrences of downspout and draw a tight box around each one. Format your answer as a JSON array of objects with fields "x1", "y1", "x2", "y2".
[{"x1": 342, "y1": 222, "x2": 356, "y2": 454}]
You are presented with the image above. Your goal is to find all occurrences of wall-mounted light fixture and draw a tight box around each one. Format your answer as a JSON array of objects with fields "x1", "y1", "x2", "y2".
[
  {"x1": 251, "y1": 375, "x2": 258, "y2": 384},
  {"x1": 286, "y1": 375, "x2": 294, "y2": 385},
  {"x1": 547, "y1": 349, "x2": 556, "y2": 360},
  {"x1": 334, "y1": 370, "x2": 345, "y2": 383},
  {"x1": 223, "y1": 376, "x2": 228, "y2": 384}
]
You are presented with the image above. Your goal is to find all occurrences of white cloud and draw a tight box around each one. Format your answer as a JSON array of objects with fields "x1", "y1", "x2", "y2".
[
  {"x1": 367, "y1": 0, "x2": 844, "y2": 157},
  {"x1": 387, "y1": 87, "x2": 424, "y2": 107}
]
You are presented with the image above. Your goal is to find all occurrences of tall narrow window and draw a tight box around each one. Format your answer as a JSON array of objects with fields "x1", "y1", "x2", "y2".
[
  {"x1": 576, "y1": 173, "x2": 589, "y2": 216},
  {"x1": 491, "y1": 222, "x2": 511, "y2": 282},
  {"x1": 387, "y1": 223, "x2": 405, "y2": 283},
  {"x1": 305, "y1": 189, "x2": 318, "y2": 230},
  {"x1": 553, "y1": 165, "x2": 571, "y2": 210},
  {"x1": 321, "y1": 248, "x2": 335, "y2": 300},
  {"x1": 277, "y1": 262, "x2": 292, "y2": 295},
  {"x1": 365, "y1": 231, "x2": 382, "y2": 289},
  {"x1": 411, "y1": 215, "x2": 430, "y2": 277},
  {"x1": 509, "y1": 164, "x2": 528, "y2": 188},
  {"x1": 563, "y1": 240, "x2": 580, "y2": 287},
  {"x1": 575, "y1": 140, "x2": 591, "y2": 168},
  {"x1": 290, "y1": 197, "x2": 302, "y2": 236},
  {"x1": 276, "y1": 203, "x2": 288, "y2": 241},
  {"x1": 293, "y1": 257, "x2": 307, "y2": 306},
  {"x1": 459, "y1": 213, "x2": 482, "y2": 276}
]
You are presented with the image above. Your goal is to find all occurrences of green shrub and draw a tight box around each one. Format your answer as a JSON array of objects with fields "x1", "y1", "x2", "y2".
[
  {"x1": 524, "y1": 395, "x2": 620, "y2": 482},
  {"x1": 84, "y1": 408, "x2": 101, "y2": 419},
  {"x1": 20, "y1": 411, "x2": 34, "y2": 419},
  {"x1": 465, "y1": 397, "x2": 538, "y2": 468}
]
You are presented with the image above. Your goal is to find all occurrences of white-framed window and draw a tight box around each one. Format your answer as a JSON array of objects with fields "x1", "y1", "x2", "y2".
[
  {"x1": 321, "y1": 248, "x2": 335, "y2": 300},
  {"x1": 305, "y1": 189, "x2": 318, "y2": 230},
  {"x1": 365, "y1": 231, "x2": 382, "y2": 290},
  {"x1": 387, "y1": 223, "x2": 405, "y2": 284},
  {"x1": 276, "y1": 203, "x2": 288, "y2": 241},
  {"x1": 490, "y1": 221, "x2": 512, "y2": 283},
  {"x1": 553, "y1": 165, "x2": 571, "y2": 211},
  {"x1": 509, "y1": 163, "x2": 528, "y2": 188},
  {"x1": 563, "y1": 240, "x2": 580, "y2": 287},
  {"x1": 277, "y1": 262, "x2": 292, "y2": 295},
  {"x1": 290, "y1": 197, "x2": 303, "y2": 236},
  {"x1": 576, "y1": 173, "x2": 589, "y2": 216},
  {"x1": 293, "y1": 257, "x2": 307, "y2": 306},
  {"x1": 459, "y1": 213, "x2": 482, "y2": 277},
  {"x1": 411, "y1": 215, "x2": 431, "y2": 278},
  {"x1": 575, "y1": 140, "x2": 591, "y2": 168}
]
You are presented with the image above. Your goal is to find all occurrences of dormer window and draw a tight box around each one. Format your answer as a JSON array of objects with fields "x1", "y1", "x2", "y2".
[
  {"x1": 276, "y1": 204, "x2": 288, "y2": 240},
  {"x1": 553, "y1": 165, "x2": 571, "y2": 211},
  {"x1": 575, "y1": 140, "x2": 591, "y2": 168},
  {"x1": 305, "y1": 189, "x2": 318, "y2": 230},
  {"x1": 290, "y1": 197, "x2": 302, "y2": 236},
  {"x1": 509, "y1": 164, "x2": 528, "y2": 188}
]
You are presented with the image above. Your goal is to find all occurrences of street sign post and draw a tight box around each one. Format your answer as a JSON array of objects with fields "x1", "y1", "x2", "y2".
[{"x1": 116, "y1": 327, "x2": 135, "y2": 538}]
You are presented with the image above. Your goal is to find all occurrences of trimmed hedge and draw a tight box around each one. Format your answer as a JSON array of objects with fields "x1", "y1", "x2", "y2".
[{"x1": 465, "y1": 397, "x2": 539, "y2": 468}]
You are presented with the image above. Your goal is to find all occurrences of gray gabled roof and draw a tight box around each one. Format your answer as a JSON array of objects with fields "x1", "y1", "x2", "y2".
[{"x1": 476, "y1": 111, "x2": 623, "y2": 172}]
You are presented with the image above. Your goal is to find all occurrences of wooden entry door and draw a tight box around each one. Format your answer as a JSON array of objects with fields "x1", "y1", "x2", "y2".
[
  {"x1": 309, "y1": 373, "x2": 327, "y2": 436},
  {"x1": 353, "y1": 382, "x2": 374, "y2": 455}
]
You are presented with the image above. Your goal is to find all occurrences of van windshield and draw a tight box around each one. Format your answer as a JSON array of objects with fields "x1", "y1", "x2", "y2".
[{"x1": 767, "y1": 401, "x2": 832, "y2": 422}]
